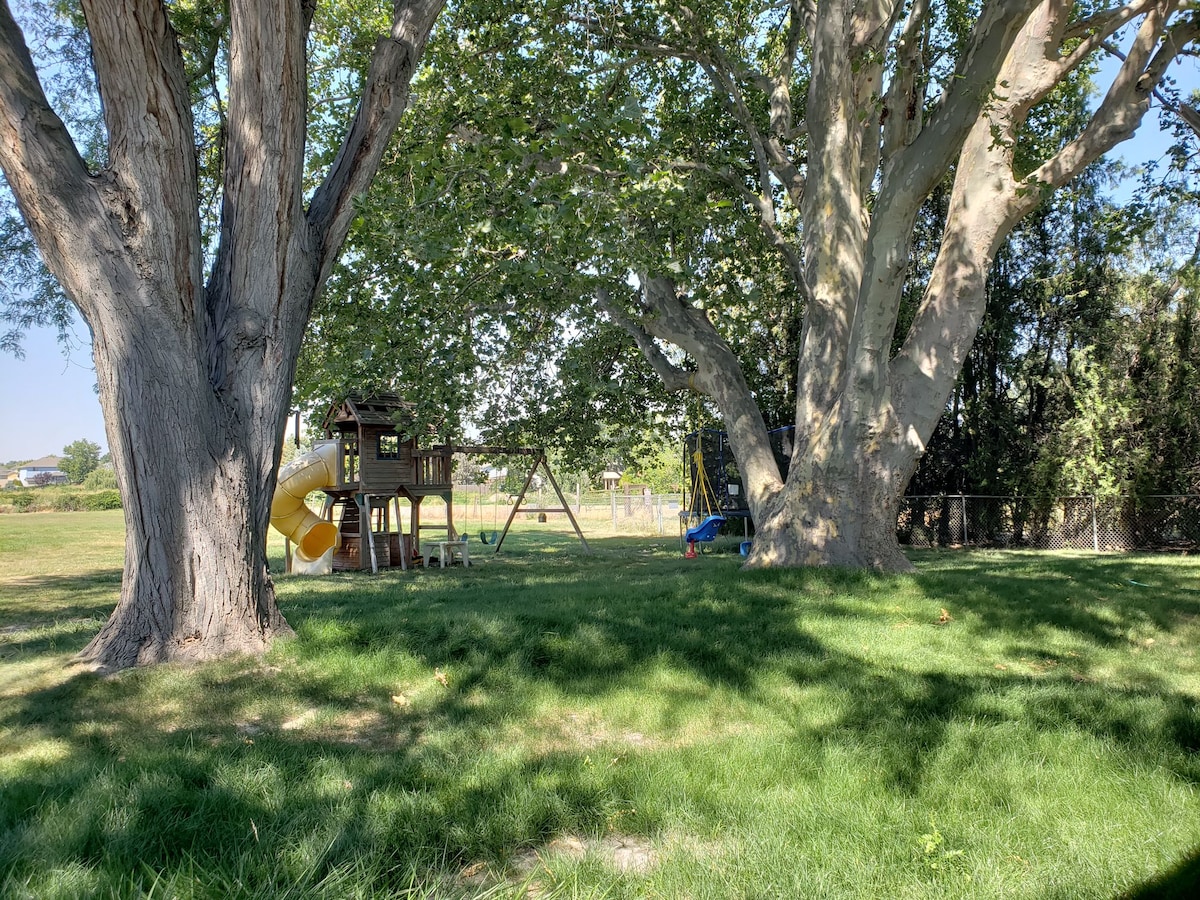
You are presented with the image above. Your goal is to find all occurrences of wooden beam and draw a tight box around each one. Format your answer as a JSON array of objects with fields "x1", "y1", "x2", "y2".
[
  {"x1": 539, "y1": 455, "x2": 591, "y2": 554},
  {"x1": 494, "y1": 457, "x2": 539, "y2": 553},
  {"x1": 450, "y1": 445, "x2": 544, "y2": 456},
  {"x1": 493, "y1": 453, "x2": 590, "y2": 554}
]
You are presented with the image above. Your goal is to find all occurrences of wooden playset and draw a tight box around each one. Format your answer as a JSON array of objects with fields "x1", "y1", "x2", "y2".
[{"x1": 271, "y1": 393, "x2": 588, "y2": 573}]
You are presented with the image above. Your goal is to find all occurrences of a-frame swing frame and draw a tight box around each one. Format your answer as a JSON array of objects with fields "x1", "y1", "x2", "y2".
[{"x1": 453, "y1": 446, "x2": 591, "y2": 554}]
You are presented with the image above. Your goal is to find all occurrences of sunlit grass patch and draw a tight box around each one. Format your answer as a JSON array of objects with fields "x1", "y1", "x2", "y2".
[{"x1": 2, "y1": 513, "x2": 1200, "y2": 897}]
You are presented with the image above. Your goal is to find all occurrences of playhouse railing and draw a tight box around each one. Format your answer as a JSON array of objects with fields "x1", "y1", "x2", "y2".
[
  {"x1": 314, "y1": 438, "x2": 359, "y2": 489},
  {"x1": 413, "y1": 446, "x2": 453, "y2": 488}
]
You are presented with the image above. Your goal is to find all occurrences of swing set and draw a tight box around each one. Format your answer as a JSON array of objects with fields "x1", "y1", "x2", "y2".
[
  {"x1": 457, "y1": 446, "x2": 591, "y2": 554},
  {"x1": 683, "y1": 447, "x2": 726, "y2": 558},
  {"x1": 477, "y1": 494, "x2": 500, "y2": 545}
]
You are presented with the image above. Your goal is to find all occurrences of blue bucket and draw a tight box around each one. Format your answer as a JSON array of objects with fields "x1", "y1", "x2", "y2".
[{"x1": 740, "y1": 541, "x2": 752, "y2": 557}]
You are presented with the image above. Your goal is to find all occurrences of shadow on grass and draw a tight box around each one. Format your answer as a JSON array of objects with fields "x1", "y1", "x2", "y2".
[
  {"x1": 0, "y1": 569, "x2": 121, "y2": 620},
  {"x1": 2, "y1": 542, "x2": 1198, "y2": 897},
  {"x1": 913, "y1": 552, "x2": 1200, "y2": 647},
  {"x1": 0, "y1": 571, "x2": 120, "y2": 660},
  {"x1": 1121, "y1": 845, "x2": 1200, "y2": 899}
]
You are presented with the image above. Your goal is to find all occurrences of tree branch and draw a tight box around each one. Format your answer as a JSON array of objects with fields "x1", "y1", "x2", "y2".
[
  {"x1": 4, "y1": 0, "x2": 221, "y2": 403},
  {"x1": 1101, "y1": 30, "x2": 1200, "y2": 131},
  {"x1": 575, "y1": 11, "x2": 806, "y2": 206},
  {"x1": 81, "y1": 0, "x2": 197, "y2": 206},
  {"x1": 892, "y1": 1, "x2": 1197, "y2": 437},
  {"x1": 767, "y1": 1, "x2": 804, "y2": 139},
  {"x1": 1036, "y1": 0, "x2": 1160, "y2": 102},
  {"x1": 1064, "y1": 0, "x2": 1156, "y2": 39},
  {"x1": 594, "y1": 285, "x2": 693, "y2": 392},
  {"x1": 185, "y1": 9, "x2": 227, "y2": 88},
  {"x1": 667, "y1": 158, "x2": 807, "y2": 292},
  {"x1": 1180, "y1": 100, "x2": 1200, "y2": 137},
  {"x1": 0, "y1": 1, "x2": 93, "y2": 201},
  {"x1": 627, "y1": 273, "x2": 786, "y2": 500},
  {"x1": 698, "y1": 58, "x2": 777, "y2": 205},
  {"x1": 883, "y1": 0, "x2": 1038, "y2": 216},
  {"x1": 880, "y1": 0, "x2": 930, "y2": 161},
  {"x1": 307, "y1": 0, "x2": 444, "y2": 284},
  {"x1": 1028, "y1": 7, "x2": 1199, "y2": 199}
]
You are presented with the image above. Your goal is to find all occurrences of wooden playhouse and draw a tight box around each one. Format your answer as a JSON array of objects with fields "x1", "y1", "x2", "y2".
[
  {"x1": 273, "y1": 393, "x2": 590, "y2": 572},
  {"x1": 316, "y1": 393, "x2": 457, "y2": 571}
]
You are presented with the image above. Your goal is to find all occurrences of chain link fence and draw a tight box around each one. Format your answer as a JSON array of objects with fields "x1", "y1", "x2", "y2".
[
  {"x1": 898, "y1": 495, "x2": 1200, "y2": 551},
  {"x1": 450, "y1": 487, "x2": 692, "y2": 538},
  {"x1": 450, "y1": 487, "x2": 1200, "y2": 551}
]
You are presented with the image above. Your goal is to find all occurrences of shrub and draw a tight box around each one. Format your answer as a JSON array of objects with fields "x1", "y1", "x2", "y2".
[
  {"x1": 82, "y1": 467, "x2": 118, "y2": 490},
  {"x1": 0, "y1": 488, "x2": 121, "y2": 512},
  {"x1": 51, "y1": 493, "x2": 83, "y2": 512},
  {"x1": 83, "y1": 490, "x2": 122, "y2": 511}
]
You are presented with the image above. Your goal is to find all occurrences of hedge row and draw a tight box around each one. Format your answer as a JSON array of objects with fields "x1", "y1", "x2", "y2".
[{"x1": 0, "y1": 489, "x2": 122, "y2": 513}]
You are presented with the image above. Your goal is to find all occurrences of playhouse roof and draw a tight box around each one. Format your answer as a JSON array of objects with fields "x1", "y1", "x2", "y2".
[{"x1": 322, "y1": 393, "x2": 414, "y2": 431}]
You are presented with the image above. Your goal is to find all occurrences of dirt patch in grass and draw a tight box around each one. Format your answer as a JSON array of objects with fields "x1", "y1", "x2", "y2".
[
  {"x1": 554, "y1": 711, "x2": 655, "y2": 750},
  {"x1": 460, "y1": 833, "x2": 658, "y2": 894},
  {"x1": 271, "y1": 705, "x2": 421, "y2": 750},
  {"x1": 515, "y1": 833, "x2": 657, "y2": 875},
  {"x1": 322, "y1": 707, "x2": 408, "y2": 747},
  {"x1": 494, "y1": 711, "x2": 652, "y2": 755}
]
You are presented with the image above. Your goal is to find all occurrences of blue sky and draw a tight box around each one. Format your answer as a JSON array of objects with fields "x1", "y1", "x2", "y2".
[
  {"x1": 0, "y1": 49, "x2": 1195, "y2": 466},
  {"x1": 0, "y1": 319, "x2": 105, "y2": 465}
]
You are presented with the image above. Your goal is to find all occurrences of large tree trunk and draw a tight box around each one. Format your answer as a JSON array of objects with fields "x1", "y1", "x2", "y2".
[
  {"x1": 0, "y1": 0, "x2": 443, "y2": 668},
  {"x1": 746, "y1": 382, "x2": 916, "y2": 572},
  {"x1": 82, "y1": 372, "x2": 292, "y2": 666},
  {"x1": 749, "y1": 461, "x2": 911, "y2": 571},
  {"x1": 600, "y1": 0, "x2": 1193, "y2": 573},
  {"x1": 79, "y1": 273, "x2": 303, "y2": 667}
]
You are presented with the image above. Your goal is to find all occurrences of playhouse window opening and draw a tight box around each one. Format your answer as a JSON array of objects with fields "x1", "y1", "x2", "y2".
[{"x1": 378, "y1": 433, "x2": 400, "y2": 459}]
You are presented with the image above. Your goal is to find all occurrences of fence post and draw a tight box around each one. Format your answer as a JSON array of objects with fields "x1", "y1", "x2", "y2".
[
  {"x1": 610, "y1": 491, "x2": 617, "y2": 529},
  {"x1": 1091, "y1": 495, "x2": 1100, "y2": 552},
  {"x1": 960, "y1": 494, "x2": 968, "y2": 546},
  {"x1": 657, "y1": 495, "x2": 664, "y2": 533}
]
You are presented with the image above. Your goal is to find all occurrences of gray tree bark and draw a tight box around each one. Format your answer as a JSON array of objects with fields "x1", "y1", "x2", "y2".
[
  {"x1": 603, "y1": 0, "x2": 1196, "y2": 571},
  {"x1": 0, "y1": 0, "x2": 443, "y2": 667}
]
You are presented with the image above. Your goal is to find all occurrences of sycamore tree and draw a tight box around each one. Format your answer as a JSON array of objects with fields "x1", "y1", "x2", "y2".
[
  {"x1": 557, "y1": 0, "x2": 1199, "y2": 570},
  {"x1": 0, "y1": 0, "x2": 443, "y2": 668},
  {"x1": 316, "y1": 0, "x2": 1196, "y2": 571}
]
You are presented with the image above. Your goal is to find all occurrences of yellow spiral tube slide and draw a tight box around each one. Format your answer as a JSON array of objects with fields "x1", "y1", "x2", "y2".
[{"x1": 270, "y1": 442, "x2": 340, "y2": 562}]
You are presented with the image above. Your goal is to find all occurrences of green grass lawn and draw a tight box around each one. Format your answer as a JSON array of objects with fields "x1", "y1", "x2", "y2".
[{"x1": 2, "y1": 511, "x2": 1199, "y2": 899}]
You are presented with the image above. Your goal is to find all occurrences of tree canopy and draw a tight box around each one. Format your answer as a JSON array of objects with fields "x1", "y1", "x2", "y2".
[
  {"x1": 293, "y1": 0, "x2": 1200, "y2": 566},
  {"x1": 59, "y1": 438, "x2": 101, "y2": 484}
]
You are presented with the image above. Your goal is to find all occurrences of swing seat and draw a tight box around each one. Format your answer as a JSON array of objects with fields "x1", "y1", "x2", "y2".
[
  {"x1": 480, "y1": 530, "x2": 498, "y2": 545},
  {"x1": 685, "y1": 515, "x2": 725, "y2": 545}
]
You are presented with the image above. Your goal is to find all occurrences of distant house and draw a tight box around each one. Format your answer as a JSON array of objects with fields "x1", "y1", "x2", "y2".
[
  {"x1": 18, "y1": 456, "x2": 67, "y2": 486},
  {"x1": 601, "y1": 470, "x2": 622, "y2": 491},
  {"x1": 0, "y1": 469, "x2": 19, "y2": 488}
]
